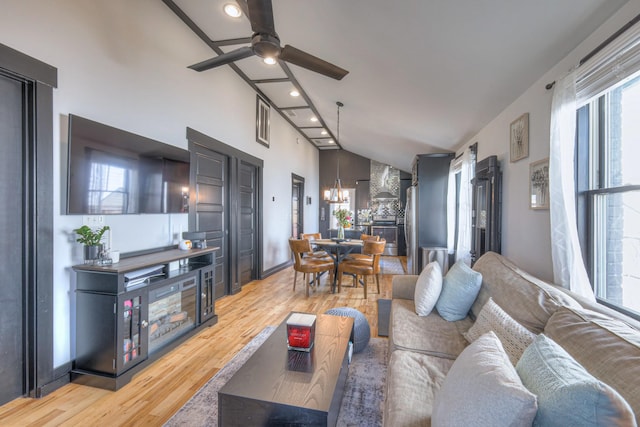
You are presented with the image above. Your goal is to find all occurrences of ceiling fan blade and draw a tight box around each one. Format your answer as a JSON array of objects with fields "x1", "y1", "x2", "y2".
[
  {"x1": 235, "y1": 0, "x2": 249, "y2": 18},
  {"x1": 247, "y1": 0, "x2": 276, "y2": 36},
  {"x1": 280, "y1": 45, "x2": 349, "y2": 80},
  {"x1": 188, "y1": 46, "x2": 254, "y2": 72}
]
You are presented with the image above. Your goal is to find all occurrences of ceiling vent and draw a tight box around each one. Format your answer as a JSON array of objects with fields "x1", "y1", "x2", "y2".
[{"x1": 286, "y1": 109, "x2": 297, "y2": 117}]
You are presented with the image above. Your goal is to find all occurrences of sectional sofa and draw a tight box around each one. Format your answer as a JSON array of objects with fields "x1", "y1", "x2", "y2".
[{"x1": 384, "y1": 251, "x2": 640, "y2": 426}]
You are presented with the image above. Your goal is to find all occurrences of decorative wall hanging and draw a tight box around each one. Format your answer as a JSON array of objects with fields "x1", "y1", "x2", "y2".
[
  {"x1": 510, "y1": 113, "x2": 529, "y2": 162},
  {"x1": 256, "y1": 95, "x2": 270, "y2": 147},
  {"x1": 530, "y1": 158, "x2": 549, "y2": 210}
]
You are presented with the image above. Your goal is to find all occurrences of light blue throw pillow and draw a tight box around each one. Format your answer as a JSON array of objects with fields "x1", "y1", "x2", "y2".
[
  {"x1": 516, "y1": 334, "x2": 636, "y2": 427},
  {"x1": 435, "y1": 260, "x2": 482, "y2": 321}
]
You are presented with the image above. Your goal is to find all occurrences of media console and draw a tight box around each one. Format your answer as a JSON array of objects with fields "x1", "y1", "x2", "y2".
[{"x1": 71, "y1": 247, "x2": 218, "y2": 390}]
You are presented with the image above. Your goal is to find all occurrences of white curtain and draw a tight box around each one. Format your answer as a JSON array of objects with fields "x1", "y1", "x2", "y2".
[
  {"x1": 456, "y1": 149, "x2": 474, "y2": 265},
  {"x1": 446, "y1": 148, "x2": 474, "y2": 266},
  {"x1": 447, "y1": 161, "x2": 457, "y2": 255},
  {"x1": 549, "y1": 71, "x2": 595, "y2": 302}
]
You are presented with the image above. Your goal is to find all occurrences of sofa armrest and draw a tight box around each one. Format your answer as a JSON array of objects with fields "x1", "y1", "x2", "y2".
[{"x1": 392, "y1": 275, "x2": 419, "y2": 300}]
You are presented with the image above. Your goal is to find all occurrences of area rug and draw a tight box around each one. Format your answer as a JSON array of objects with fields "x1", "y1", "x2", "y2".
[
  {"x1": 165, "y1": 327, "x2": 388, "y2": 427},
  {"x1": 380, "y1": 256, "x2": 406, "y2": 275}
]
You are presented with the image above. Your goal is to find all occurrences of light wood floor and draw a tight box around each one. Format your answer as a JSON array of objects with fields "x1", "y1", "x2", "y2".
[{"x1": 0, "y1": 260, "x2": 404, "y2": 426}]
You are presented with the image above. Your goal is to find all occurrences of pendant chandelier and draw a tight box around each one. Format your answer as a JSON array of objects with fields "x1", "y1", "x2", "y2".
[{"x1": 324, "y1": 101, "x2": 349, "y2": 204}]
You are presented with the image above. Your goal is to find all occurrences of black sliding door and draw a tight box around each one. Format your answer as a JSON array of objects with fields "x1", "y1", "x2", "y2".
[
  {"x1": 0, "y1": 72, "x2": 26, "y2": 405},
  {"x1": 0, "y1": 43, "x2": 55, "y2": 401}
]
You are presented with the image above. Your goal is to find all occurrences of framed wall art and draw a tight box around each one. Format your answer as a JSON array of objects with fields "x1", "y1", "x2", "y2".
[
  {"x1": 256, "y1": 95, "x2": 270, "y2": 147},
  {"x1": 530, "y1": 158, "x2": 549, "y2": 210},
  {"x1": 510, "y1": 113, "x2": 529, "y2": 162}
]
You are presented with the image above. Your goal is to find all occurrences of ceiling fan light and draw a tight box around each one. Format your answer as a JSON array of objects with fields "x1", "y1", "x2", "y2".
[
  {"x1": 223, "y1": 3, "x2": 242, "y2": 18},
  {"x1": 263, "y1": 57, "x2": 277, "y2": 65}
]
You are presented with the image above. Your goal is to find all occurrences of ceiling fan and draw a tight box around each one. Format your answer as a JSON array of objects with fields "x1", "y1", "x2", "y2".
[{"x1": 188, "y1": 0, "x2": 349, "y2": 80}]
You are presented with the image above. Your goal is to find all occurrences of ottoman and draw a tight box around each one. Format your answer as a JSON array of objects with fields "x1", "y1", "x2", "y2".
[{"x1": 324, "y1": 307, "x2": 370, "y2": 353}]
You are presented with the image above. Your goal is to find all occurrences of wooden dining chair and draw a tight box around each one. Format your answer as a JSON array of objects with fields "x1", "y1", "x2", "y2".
[
  {"x1": 289, "y1": 238, "x2": 334, "y2": 297},
  {"x1": 337, "y1": 240, "x2": 386, "y2": 298}
]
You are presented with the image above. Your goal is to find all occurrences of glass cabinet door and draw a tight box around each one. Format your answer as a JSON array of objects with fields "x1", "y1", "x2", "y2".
[
  {"x1": 199, "y1": 266, "x2": 216, "y2": 324},
  {"x1": 119, "y1": 291, "x2": 148, "y2": 373}
]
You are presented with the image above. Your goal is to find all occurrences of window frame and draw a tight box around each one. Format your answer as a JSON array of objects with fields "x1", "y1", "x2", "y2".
[{"x1": 576, "y1": 80, "x2": 640, "y2": 320}]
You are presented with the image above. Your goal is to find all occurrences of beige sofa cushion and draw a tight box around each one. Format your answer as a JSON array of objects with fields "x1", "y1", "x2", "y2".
[
  {"x1": 471, "y1": 252, "x2": 579, "y2": 333},
  {"x1": 389, "y1": 298, "x2": 472, "y2": 359},
  {"x1": 544, "y1": 305, "x2": 640, "y2": 425},
  {"x1": 392, "y1": 274, "x2": 420, "y2": 300},
  {"x1": 433, "y1": 331, "x2": 538, "y2": 427},
  {"x1": 464, "y1": 298, "x2": 537, "y2": 365},
  {"x1": 384, "y1": 350, "x2": 454, "y2": 427}
]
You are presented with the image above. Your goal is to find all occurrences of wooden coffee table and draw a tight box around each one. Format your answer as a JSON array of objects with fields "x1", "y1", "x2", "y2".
[{"x1": 218, "y1": 313, "x2": 354, "y2": 426}]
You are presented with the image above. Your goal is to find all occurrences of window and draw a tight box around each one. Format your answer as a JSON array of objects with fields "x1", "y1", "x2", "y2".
[
  {"x1": 578, "y1": 71, "x2": 640, "y2": 315},
  {"x1": 256, "y1": 95, "x2": 270, "y2": 147}
]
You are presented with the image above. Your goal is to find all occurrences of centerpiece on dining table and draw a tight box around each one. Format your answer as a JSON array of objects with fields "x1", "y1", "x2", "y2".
[{"x1": 333, "y1": 208, "x2": 352, "y2": 241}]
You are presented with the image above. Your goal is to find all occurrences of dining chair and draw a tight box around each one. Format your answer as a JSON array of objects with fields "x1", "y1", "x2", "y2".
[
  {"x1": 337, "y1": 240, "x2": 386, "y2": 298},
  {"x1": 360, "y1": 234, "x2": 380, "y2": 241},
  {"x1": 289, "y1": 238, "x2": 334, "y2": 297},
  {"x1": 344, "y1": 238, "x2": 386, "y2": 263},
  {"x1": 300, "y1": 233, "x2": 329, "y2": 258}
]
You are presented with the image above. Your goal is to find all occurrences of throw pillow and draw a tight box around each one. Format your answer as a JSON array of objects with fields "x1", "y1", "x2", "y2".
[
  {"x1": 464, "y1": 297, "x2": 536, "y2": 365},
  {"x1": 435, "y1": 260, "x2": 482, "y2": 321},
  {"x1": 414, "y1": 261, "x2": 442, "y2": 316},
  {"x1": 432, "y1": 331, "x2": 538, "y2": 427},
  {"x1": 516, "y1": 334, "x2": 636, "y2": 427}
]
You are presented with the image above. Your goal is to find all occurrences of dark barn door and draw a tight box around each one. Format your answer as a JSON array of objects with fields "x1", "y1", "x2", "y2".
[
  {"x1": 238, "y1": 161, "x2": 258, "y2": 286},
  {"x1": 188, "y1": 128, "x2": 263, "y2": 295},
  {"x1": 191, "y1": 145, "x2": 229, "y2": 299},
  {"x1": 0, "y1": 72, "x2": 25, "y2": 405}
]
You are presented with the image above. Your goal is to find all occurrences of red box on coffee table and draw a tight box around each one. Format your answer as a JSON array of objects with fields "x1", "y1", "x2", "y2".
[{"x1": 286, "y1": 313, "x2": 316, "y2": 352}]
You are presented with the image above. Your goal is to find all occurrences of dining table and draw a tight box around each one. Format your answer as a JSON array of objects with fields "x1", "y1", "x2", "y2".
[{"x1": 311, "y1": 238, "x2": 364, "y2": 293}]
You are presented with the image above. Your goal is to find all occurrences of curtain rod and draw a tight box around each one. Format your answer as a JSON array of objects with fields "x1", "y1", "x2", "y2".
[
  {"x1": 454, "y1": 142, "x2": 478, "y2": 161},
  {"x1": 545, "y1": 12, "x2": 640, "y2": 90}
]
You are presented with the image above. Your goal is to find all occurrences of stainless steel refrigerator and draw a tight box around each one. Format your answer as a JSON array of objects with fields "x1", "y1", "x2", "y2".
[{"x1": 404, "y1": 153, "x2": 454, "y2": 275}]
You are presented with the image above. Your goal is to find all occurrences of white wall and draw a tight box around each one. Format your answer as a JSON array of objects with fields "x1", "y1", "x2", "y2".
[
  {"x1": 457, "y1": 0, "x2": 640, "y2": 282},
  {"x1": 0, "y1": 0, "x2": 319, "y2": 367}
]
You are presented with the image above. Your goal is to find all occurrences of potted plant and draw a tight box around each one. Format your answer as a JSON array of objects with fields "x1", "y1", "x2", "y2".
[{"x1": 74, "y1": 225, "x2": 110, "y2": 263}]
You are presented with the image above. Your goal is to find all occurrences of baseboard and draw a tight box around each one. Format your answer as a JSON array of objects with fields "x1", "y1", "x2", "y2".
[
  {"x1": 262, "y1": 259, "x2": 293, "y2": 278},
  {"x1": 31, "y1": 363, "x2": 71, "y2": 398}
]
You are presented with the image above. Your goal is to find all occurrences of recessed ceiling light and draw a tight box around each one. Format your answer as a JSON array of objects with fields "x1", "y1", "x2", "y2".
[
  {"x1": 310, "y1": 117, "x2": 318, "y2": 122},
  {"x1": 290, "y1": 90, "x2": 300, "y2": 97},
  {"x1": 263, "y1": 57, "x2": 277, "y2": 65},
  {"x1": 328, "y1": 140, "x2": 334, "y2": 144},
  {"x1": 321, "y1": 130, "x2": 328, "y2": 135},
  {"x1": 223, "y1": 3, "x2": 242, "y2": 18}
]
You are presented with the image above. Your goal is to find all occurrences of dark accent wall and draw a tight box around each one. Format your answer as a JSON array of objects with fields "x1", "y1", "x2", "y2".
[{"x1": 319, "y1": 150, "x2": 370, "y2": 236}]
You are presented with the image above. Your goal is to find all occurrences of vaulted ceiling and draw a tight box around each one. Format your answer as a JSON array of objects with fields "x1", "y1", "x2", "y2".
[{"x1": 165, "y1": 0, "x2": 628, "y2": 171}]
